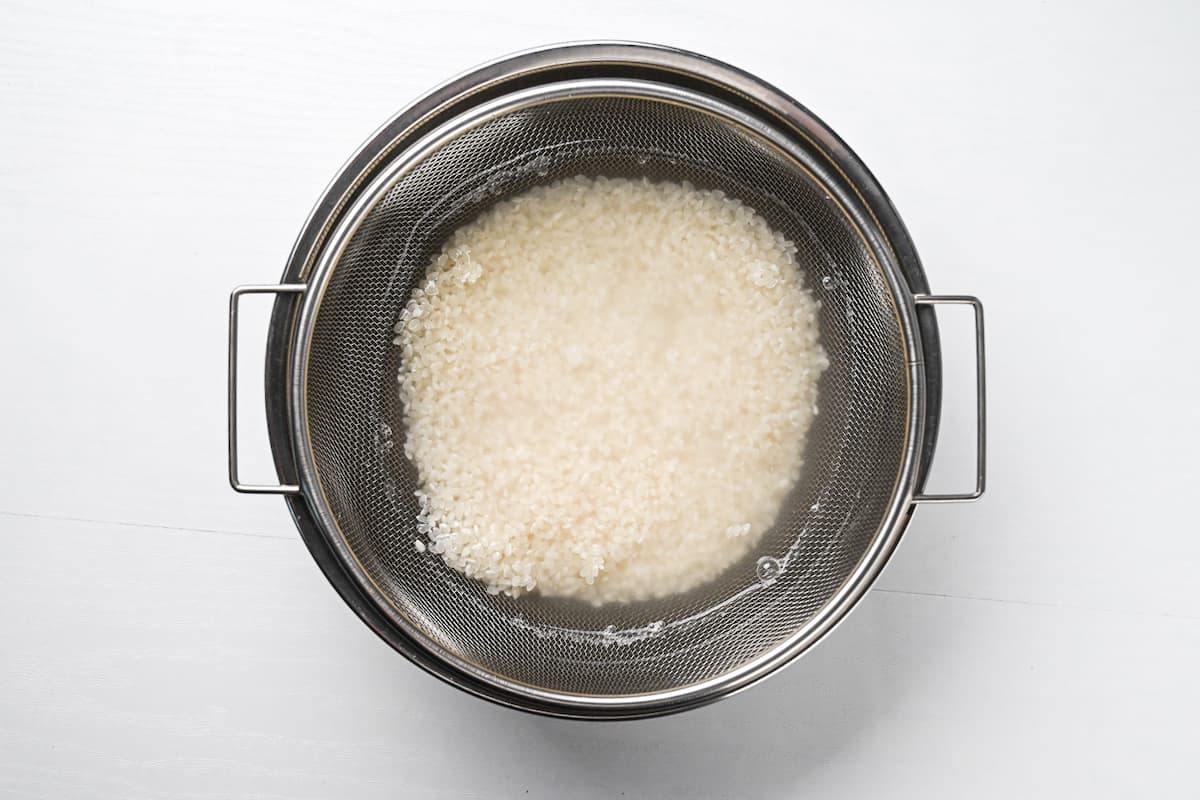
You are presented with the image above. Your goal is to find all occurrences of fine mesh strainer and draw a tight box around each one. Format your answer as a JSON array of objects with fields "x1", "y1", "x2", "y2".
[{"x1": 227, "y1": 43, "x2": 985, "y2": 719}]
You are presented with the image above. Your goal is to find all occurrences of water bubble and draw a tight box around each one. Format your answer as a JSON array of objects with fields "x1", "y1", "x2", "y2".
[
  {"x1": 821, "y1": 275, "x2": 840, "y2": 290},
  {"x1": 756, "y1": 556, "x2": 782, "y2": 584},
  {"x1": 636, "y1": 155, "x2": 649, "y2": 166}
]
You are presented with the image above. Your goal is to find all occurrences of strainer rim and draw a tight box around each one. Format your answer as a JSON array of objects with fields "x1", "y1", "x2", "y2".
[{"x1": 287, "y1": 77, "x2": 928, "y2": 713}]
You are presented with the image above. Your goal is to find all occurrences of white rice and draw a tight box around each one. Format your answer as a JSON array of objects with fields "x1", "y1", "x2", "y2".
[{"x1": 395, "y1": 176, "x2": 827, "y2": 604}]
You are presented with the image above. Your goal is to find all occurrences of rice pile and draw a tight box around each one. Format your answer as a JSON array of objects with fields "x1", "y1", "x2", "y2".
[{"x1": 395, "y1": 176, "x2": 827, "y2": 604}]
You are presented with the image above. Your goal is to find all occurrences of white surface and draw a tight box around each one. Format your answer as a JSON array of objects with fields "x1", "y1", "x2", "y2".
[{"x1": 2, "y1": 1, "x2": 1198, "y2": 797}]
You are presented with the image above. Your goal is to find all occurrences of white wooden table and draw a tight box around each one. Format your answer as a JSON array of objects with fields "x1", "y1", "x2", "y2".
[{"x1": 3, "y1": 1, "x2": 1198, "y2": 797}]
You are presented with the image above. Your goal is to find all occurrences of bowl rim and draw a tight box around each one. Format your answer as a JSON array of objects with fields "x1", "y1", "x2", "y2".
[{"x1": 262, "y1": 41, "x2": 941, "y2": 719}]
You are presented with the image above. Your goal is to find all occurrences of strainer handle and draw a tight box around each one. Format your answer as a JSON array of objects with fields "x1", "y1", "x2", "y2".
[
  {"x1": 228, "y1": 284, "x2": 307, "y2": 495},
  {"x1": 913, "y1": 295, "x2": 986, "y2": 503}
]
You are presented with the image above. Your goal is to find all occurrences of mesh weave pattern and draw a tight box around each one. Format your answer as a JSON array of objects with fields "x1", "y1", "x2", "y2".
[{"x1": 304, "y1": 94, "x2": 908, "y2": 696}]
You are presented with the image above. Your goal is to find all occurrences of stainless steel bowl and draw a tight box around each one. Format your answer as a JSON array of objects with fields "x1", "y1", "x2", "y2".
[{"x1": 228, "y1": 42, "x2": 985, "y2": 719}]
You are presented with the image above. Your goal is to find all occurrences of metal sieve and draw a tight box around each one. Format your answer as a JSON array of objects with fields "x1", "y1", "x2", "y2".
[{"x1": 227, "y1": 42, "x2": 985, "y2": 719}]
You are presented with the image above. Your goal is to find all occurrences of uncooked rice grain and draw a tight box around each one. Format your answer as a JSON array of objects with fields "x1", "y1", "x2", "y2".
[{"x1": 395, "y1": 176, "x2": 827, "y2": 604}]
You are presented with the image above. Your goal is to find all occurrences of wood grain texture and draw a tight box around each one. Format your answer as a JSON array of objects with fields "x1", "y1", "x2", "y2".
[
  {"x1": 2, "y1": 516, "x2": 1197, "y2": 799},
  {"x1": 2, "y1": 0, "x2": 1199, "y2": 796}
]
